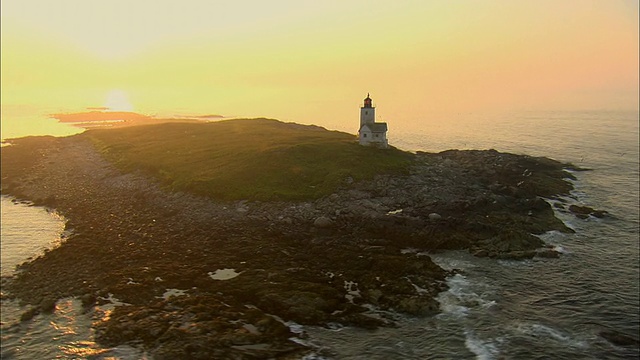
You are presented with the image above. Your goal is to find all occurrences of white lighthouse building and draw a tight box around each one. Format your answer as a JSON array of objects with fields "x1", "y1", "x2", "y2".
[{"x1": 358, "y1": 93, "x2": 388, "y2": 148}]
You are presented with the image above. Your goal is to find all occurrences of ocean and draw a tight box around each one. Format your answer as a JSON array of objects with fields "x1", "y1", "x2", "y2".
[{"x1": 1, "y1": 110, "x2": 638, "y2": 359}]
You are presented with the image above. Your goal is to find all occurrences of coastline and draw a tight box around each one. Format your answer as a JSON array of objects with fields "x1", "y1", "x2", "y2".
[{"x1": 0, "y1": 131, "x2": 592, "y2": 358}]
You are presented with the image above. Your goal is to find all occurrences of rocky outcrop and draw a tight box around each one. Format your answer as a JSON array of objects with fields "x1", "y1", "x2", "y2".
[
  {"x1": 0, "y1": 137, "x2": 585, "y2": 359},
  {"x1": 568, "y1": 204, "x2": 608, "y2": 219}
]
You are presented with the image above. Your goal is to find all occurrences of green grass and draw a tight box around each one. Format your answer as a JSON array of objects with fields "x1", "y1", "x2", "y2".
[{"x1": 84, "y1": 118, "x2": 412, "y2": 201}]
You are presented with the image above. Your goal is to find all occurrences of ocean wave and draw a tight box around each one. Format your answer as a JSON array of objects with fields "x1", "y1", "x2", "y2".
[
  {"x1": 464, "y1": 330, "x2": 501, "y2": 360},
  {"x1": 436, "y1": 274, "x2": 497, "y2": 318},
  {"x1": 512, "y1": 322, "x2": 588, "y2": 349}
]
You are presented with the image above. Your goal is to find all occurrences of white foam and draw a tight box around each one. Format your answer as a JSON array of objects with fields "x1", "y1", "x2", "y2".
[
  {"x1": 497, "y1": 259, "x2": 532, "y2": 267},
  {"x1": 208, "y1": 268, "x2": 241, "y2": 280},
  {"x1": 480, "y1": 300, "x2": 497, "y2": 309},
  {"x1": 343, "y1": 281, "x2": 360, "y2": 303},
  {"x1": 436, "y1": 302, "x2": 470, "y2": 318},
  {"x1": 242, "y1": 323, "x2": 260, "y2": 335},
  {"x1": 436, "y1": 274, "x2": 472, "y2": 317},
  {"x1": 552, "y1": 245, "x2": 570, "y2": 254},
  {"x1": 286, "y1": 321, "x2": 305, "y2": 335},
  {"x1": 429, "y1": 252, "x2": 478, "y2": 271},
  {"x1": 401, "y1": 248, "x2": 419, "y2": 254},
  {"x1": 464, "y1": 330, "x2": 500, "y2": 360},
  {"x1": 301, "y1": 353, "x2": 331, "y2": 360},
  {"x1": 98, "y1": 293, "x2": 129, "y2": 306},
  {"x1": 159, "y1": 288, "x2": 187, "y2": 300},
  {"x1": 536, "y1": 230, "x2": 567, "y2": 242},
  {"x1": 514, "y1": 322, "x2": 588, "y2": 349},
  {"x1": 436, "y1": 274, "x2": 497, "y2": 318}
]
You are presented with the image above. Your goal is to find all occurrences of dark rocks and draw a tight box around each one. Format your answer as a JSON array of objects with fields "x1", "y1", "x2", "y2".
[
  {"x1": 474, "y1": 230, "x2": 544, "y2": 255},
  {"x1": 95, "y1": 295, "x2": 307, "y2": 359},
  {"x1": 0, "y1": 137, "x2": 586, "y2": 358},
  {"x1": 428, "y1": 213, "x2": 442, "y2": 221},
  {"x1": 342, "y1": 313, "x2": 389, "y2": 329},
  {"x1": 569, "y1": 205, "x2": 608, "y2": 219},
  {"x1": 80, "y1": 293, "x2": 97, "y2": 308},
  {"x1": 20, "y1": 307, "x2": 40, "y2": 322},
  {"x1": 39, "y1": 297, "x2": 57, "y2": 313},
  {"x1": 472, "y1": 249, "x2": 489, "y2": 257},
  {"x1": 395, "y1": 296, "x2": 440, "y2": 316},
  {"x1": 494, "y1": 250, "x2": 537, "y2": 260},
  {"x1": 313, "y1": 216, "x2": 334, "y2": 228},
  {"x1": 19, "y1": 296, "x2": 58, "y2": 321},
  {"x1": 260, "y1": 291, "x2": 332, "y2": 325},
  {"x1": 599, "y1": 330, "x2": 640, "y2": 347},
  {"x1": 535, "y1": 248, "x2": 561, "y2": 258}
]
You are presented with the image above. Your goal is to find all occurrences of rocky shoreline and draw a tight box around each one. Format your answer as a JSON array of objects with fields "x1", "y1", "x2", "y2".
[{"x1": 0, "y1": 135, "x2": 594, "y2": 359}]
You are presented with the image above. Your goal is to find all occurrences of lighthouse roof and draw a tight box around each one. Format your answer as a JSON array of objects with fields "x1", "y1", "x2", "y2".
[{"x1": 361, "y1": 122, "x2": 387, "y2": 132}]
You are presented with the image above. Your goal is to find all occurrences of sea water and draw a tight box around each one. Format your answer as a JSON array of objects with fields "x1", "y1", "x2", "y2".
[
  {"x1": 1, "y1": 110, "x2": 638, "y2": 359},
  {"x1": 303, "y1": 110, "x2": 640, "y2": 359}
]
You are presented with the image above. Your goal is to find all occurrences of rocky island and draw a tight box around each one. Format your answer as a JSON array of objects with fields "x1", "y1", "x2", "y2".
[{"x1": 0, "y1": 118, "x2": 594, "y2": 359}]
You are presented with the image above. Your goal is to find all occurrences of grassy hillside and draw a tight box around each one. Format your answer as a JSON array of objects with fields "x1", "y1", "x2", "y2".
[{"x1": 84, "y1": 119, "x2": 412, "y2": 201}]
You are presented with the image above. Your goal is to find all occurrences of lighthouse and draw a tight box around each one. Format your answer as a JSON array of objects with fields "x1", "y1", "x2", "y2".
[{"x1": 358, "y1": 93, "x2": 388, "y2": 148}]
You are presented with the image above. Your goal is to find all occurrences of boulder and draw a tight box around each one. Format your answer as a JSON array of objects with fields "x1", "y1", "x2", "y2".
[
  {"x1": 495, "y1": 250, "x2": 536, "y2": 260},
  {"x1": 428, "y1": 213, "x2": 442, "y2": 221},
  {"x1": 569, "y1": 205, "x2": 608, "y2": 219},
  {"x1": 472, "y1": 249, "x2": 489, "y2": 257},
  {"x1": 536, "y1": 249, "x2": 561, "y2": 258},
  {"x1": 313, "y1": 216, "x2": 333, "y2": 228},
  {"x1": 20, "y1": 307, "x2": 40, "y2": 322},
  {"x1": 599, "y1": 330, "x2": 640, "y2": 347},
  {"x1": 342, "y1": 313, "x2": 388, "y2": 329},
  {"x1": 395, "y1": 296, "x2": 439, "y2": 316},
  {"x1": 39, "y1": 297, "x2": 57, "y2": 313}
]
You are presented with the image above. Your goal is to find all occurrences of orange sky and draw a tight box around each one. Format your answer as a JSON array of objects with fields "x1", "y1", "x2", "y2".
[{"x1": 1, "y1": 0, "x2": 638, "y2": 130}]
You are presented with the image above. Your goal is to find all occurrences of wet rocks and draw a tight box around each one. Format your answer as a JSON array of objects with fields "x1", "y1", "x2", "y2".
[
  {"x1": 20, "y1": 307, "x2": 40, "y2": 322},
  {"x1": 395, "y1": 296, "x2": 440, "y2": 316},
  {"x1": 599, "y1": 329, "x2": 640, "y2": 347},
  {"x1": 535, "y1": 248, "x2": 562, "y2": 258},
  {"x1": 94, "y1": 295, "x2": 307, "y2": 359},
  {"x1": 39, "y1": 297, "x2": 57, "y2": 313},
  {"x1": 569, "y1": 204, "x2": 608, "y2": 219}
]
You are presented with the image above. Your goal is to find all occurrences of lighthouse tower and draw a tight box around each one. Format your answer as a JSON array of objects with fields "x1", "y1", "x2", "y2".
[
  {"x1": 360, "y1": 93, "x2": 375, "y2": 126},
  {"x1": 358, "y1": 93, "x2": 388, "y2": 148}
]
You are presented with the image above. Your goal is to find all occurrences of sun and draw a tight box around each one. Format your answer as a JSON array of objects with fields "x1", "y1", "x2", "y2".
[{"x1": 104, "y1": 90, "x2": 134, "y2": 112}]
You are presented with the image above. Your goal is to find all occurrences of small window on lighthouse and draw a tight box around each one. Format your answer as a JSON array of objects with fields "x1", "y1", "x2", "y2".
[{"x1": 365, "y1": 111, "x2": 368, "y2": 115}]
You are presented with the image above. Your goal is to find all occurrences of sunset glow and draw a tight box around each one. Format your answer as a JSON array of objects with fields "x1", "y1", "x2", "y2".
[
  {"x1": 1, "y1": 0, "x2": 638, "y2": 132},
  {"x1": 104, "y1": 90, "x2": 134, "y2": 112}
]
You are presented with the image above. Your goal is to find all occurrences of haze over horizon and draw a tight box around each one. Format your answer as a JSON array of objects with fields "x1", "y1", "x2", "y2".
[{"x1": 1, "y1": 0, "x2": 638, "y2": 132}]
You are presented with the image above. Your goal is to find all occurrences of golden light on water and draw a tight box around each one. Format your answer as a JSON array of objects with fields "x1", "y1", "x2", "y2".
[{"x1": 60, "y1": 341, "x2": 111, "y2": 358}]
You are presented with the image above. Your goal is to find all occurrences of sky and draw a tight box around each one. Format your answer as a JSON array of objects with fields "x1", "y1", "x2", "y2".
[{"x1": 1, "y1": 0, "x2": 638, "y2": 131}]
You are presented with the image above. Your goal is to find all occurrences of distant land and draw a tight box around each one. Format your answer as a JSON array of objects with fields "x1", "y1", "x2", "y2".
[
  {"x1": 0, "y1": 118, "x2": 604, "y2": 359},
  {"x1": 50, "y1": 110, "x2": 204, "y2": 129},
  {"x1": 194, "y1": 114, "x2": 224, "y2": 119}
]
